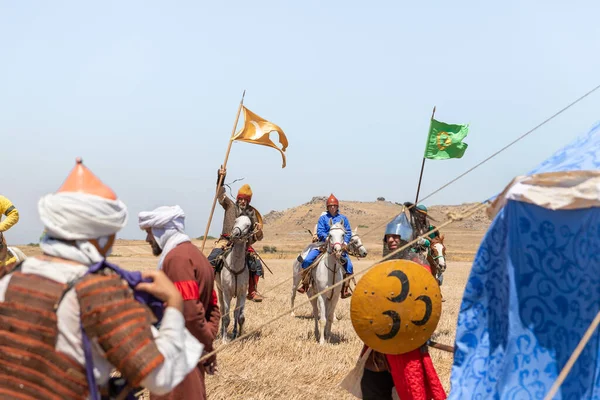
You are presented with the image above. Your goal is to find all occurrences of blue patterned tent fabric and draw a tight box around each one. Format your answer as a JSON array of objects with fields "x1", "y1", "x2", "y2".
[
  {"x1": 449, "y1": 123, "x2": 600, "y2": 399},
  {"x1": 528, "y1": 121, "x2": 600, "y2": 175}
]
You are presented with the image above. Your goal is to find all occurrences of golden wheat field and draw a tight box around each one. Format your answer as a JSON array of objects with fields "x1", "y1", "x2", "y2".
[
  {"x1": 17, "y1": 238, "x2": 476, "y2": 400},
  {"x1": 16, "y1": 200, "x2": 488, "y2": 399},
  {"x1": 202, "y1": 259, "x2": 472, "y2": 400}
]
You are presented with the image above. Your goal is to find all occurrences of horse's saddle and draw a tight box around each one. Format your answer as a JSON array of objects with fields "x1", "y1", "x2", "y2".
[
  {"x1": 296, "y1": 241, "x2": 325, "y2": 265},
  {"x1": 208, "y1": 247, "x2": 228, "y2": 273}
]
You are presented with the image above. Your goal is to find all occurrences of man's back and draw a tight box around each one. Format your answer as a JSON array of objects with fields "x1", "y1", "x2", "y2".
[
  {"x1": 156, "y1": 241, "x2": 220, "y2": 400},
  {"x1": 162, "y1": 241, "x2": 217, "y2": 316},
  {"x1": 0, "y1": 257, "x2": 186, "y2": 399}
]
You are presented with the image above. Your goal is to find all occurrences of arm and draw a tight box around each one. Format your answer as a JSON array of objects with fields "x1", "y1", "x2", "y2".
[
  {"x1": 141, "y1": 307, "x2": 204, "y2": 394},
  {"x1": 163, "y1": 254, "x2": 218, "y2": 352},
  {"x1": 429, "y1": 225, "x2": 440, "y2": 238},
  {"x1": 80, "y1": 273, "x2": 203, "y2": 396},
  {"x1": 343, "y1": 216, "x2": 352, "y2": 244},
  {"x1": 217, "y1": 186, "x2": 234, "y2": 210},
  {"x1": 0, "y1": 197, "x2": 19, "y2": 232},
  {"x1": 205, "y1": 289, "x2": 220, "y2": 342},
  {"x1": 316, "y1": 215, "x2": 329, "y2": 242},
  {"x1": 201, "y1": 289, "x2": 221, "y2": 370}
]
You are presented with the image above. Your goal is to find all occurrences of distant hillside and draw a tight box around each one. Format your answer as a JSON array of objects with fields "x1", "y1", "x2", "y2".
[{"x1": 262, "y1": 196, "x2": 491, "y2": 245}]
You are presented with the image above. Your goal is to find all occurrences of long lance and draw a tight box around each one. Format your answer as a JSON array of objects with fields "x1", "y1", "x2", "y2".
[
  {"x1": 427, "y1": 340, "x2": 454, "y2": 353},
  {"x1": 200, "y1": 90, "x2": 246, "y2": 252},
  {"x1": 252, "y1": 248, "x2": 274, "y2": 275}
]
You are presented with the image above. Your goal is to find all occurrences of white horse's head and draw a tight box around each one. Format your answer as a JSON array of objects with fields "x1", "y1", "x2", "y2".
[
  {"x1": 348, "y1": 227, "x2": 368, "y2": 258},
  {"x1": 430, "y1": 235, "x2": 446, "y2": 269},
  {"x1": 327, "y1": 219, "x2": 346, "y2": 260},
  {"x1": 231, "y1": 215, "x2": 252, "y2": 241}
]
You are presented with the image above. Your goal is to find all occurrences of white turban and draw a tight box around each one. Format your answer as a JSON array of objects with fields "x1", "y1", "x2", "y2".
[
  {"x1": 37, "y1": 192, "x2": 128, "y2": 265},
  {"x1": 138, "y1": 205, "x2": 190, "y2": 269},
  {"x1": 138, "y1": 205, "x2": 185, "y2": 232},
  {"x1": 39, "y1": 192, "x2": 128, "y2": 240}
]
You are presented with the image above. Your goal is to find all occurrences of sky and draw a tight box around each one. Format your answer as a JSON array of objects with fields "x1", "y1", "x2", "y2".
[{"x1": 2, "y1": 1, "x2": 600, "y2": 244}]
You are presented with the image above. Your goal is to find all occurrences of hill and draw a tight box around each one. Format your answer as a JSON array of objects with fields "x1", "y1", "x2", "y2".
[
  {"x1": 16, "y1": 198, "x2": 491, "y2": 263},
  {"x1": 259, "y1": 197, "x2": 491, "y2": 261}
]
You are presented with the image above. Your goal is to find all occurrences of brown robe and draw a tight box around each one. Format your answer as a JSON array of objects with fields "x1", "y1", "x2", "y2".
[
  {"x1": 151, "y1": 241, "x2": 221, "y2": 400},
  {"x1": 217, "y1": 186, "x2": 262, "y2": 243}
]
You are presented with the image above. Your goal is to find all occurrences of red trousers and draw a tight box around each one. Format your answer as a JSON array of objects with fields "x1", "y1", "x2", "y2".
[{"x1": 385, "y1": 348, "x2": 446, "y2": 400}]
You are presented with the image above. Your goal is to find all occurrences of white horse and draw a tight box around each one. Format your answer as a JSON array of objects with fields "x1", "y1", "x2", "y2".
[
  {"x1": 215, "y1": 215, "x2": 253, "y2": 343},
  {"x1": 291, "y1": 220, "x2": 354, "y2": 344},
  {"x1": 290, "y1": 227, "x2": 367, "y2": 314}
]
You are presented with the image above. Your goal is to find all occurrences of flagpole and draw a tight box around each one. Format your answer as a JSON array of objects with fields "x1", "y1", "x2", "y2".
[
  {"x1": 415, "y1": 106, "x2": 436, "y2": 204},
  {"x1": 200, "y1": 90, "x2": 246, "y2": 252}
]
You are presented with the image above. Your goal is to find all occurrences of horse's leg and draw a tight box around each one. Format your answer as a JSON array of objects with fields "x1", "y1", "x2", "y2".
[
  {"x1": 325, "y1": 287, "x2": 341, "y2": 342},
  {"x1": 215, "y1": 276, "x2": 225, "y2": 341},
  {"x1": 291, "y1": 262, "x2": 300, "y2": 317},
  {"x1": 317, "y1": 294, "x2": 327, "y2": 345},
  {"x1": 309, "y1": 289, "x2": 320, "y2": 341},
  {"x1": 232, "y1": 295, "x2": 239, "y2": 339},
  {"x1": 220, "y1": 291, "x2": 232, "y2": 344},
  {"x1": 237, "y1": 290, "x2": 247, "y2": 338}
]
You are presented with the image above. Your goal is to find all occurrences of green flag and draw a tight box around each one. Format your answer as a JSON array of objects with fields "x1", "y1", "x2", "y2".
[{"x1": 424, "y1": 118, "x2": 469, "y2": 160}]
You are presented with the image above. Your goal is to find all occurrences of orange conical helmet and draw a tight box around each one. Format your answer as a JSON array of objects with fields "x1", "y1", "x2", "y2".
[
  {"x1": 57, "y1": 157, "x2": 117, "y2": 200},
  {"x1": 237, "y1": 184, "x2": 253, "y2": 203},
  {"x1": 326, "y1": 194, "x2": 339, "y2": 207}
]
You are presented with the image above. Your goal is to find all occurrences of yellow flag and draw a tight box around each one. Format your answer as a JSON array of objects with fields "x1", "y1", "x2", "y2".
[{"x1": 232, "y1": 106, "x2": 289, "y2": 168}]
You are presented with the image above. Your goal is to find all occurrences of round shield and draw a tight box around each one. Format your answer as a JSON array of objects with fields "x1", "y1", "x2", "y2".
[
  {"x1": 350, "y1": 259, "x2": 442, "y2": 354},
  {"x1": 250, "y1": 206, "x2": 263, "y2": 227}
]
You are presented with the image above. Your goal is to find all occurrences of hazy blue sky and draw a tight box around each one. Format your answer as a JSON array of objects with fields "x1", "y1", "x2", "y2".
[{"x1": 2, "y1": 1, "x2": 599, "y2": 244}]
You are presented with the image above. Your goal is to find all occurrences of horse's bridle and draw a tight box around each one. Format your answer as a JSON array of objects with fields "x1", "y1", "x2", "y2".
[
  {"x1": 345, "y1": 234, "x2": 367, "y2": 258},
  {"x1": 230, "y1": 226, "x2": 258, "y2": 243},
  {"x1": 326, "y1": 226, "x2": 346, "y2": 255},
  {"x1": 222, "y1": 225, "x2": 256, "y2": 298},
  {"x1": 429, "y1": 243, "x2": 446, "y2": 273}
]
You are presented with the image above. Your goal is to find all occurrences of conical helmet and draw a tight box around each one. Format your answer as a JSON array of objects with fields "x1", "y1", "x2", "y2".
[
  {"x1": 384, "y1": 212, "x2": 413, "y2": 241},
  {"x1": 57, "y1": 157, "x2": 117, "y2": 200}
]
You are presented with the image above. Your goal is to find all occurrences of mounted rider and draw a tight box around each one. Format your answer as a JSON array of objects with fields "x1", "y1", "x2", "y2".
[
  {"x1": 300, "y1": 194, "x2": 353, "y2": 299},
  {"x1": 0, "y1": 195, "x2": 20, "y2": 266},
  {"x1": 401, "y1": 202, "x2": 441, "y2": 253},
  {"x1": 216, "y1": 168, "x2": 265, "y2": 302},
  {"x1": 415, "y1": 204, "x2": 440, "y2": 240}
]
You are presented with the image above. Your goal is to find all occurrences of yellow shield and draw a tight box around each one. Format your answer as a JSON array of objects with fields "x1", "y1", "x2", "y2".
[
  {"x1": 249, "y1": 205, "x2": 263, "y2": 226},
  {"x1": 350, "y1": 259, "x2": 442, "y2": 354}
]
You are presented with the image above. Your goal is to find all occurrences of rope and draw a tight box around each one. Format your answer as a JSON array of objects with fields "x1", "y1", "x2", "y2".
[
  {"x1": 542, "y1": 309, "x2": 600, "y2": 400},
  {"x1": 199, "y1": 201, "x2": 489, "y2": 363},
  {"x1": 416, "y1": 82, "x2": 600, "y2": 206},
  {"x1": 357, "y1": 81, "x2": 600, "y2": 240},
  {"x1": 218, "y1": 81, "x2": 600, "y2": 319}
]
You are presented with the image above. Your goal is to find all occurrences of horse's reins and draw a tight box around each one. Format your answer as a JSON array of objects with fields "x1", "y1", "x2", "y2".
[{"x1": 323, "y1": 226, "x2": 347, "y2": 300}]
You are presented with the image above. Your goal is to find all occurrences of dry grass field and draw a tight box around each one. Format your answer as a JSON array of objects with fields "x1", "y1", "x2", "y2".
[{"x1": 15, "y1": 199, "x2": 489, "y2": 399}]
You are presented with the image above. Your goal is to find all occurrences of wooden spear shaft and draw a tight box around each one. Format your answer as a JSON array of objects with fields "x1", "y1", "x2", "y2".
[
  {"x1": 415, "y1": 106, "x2": 436, "y2": 204},
  {"x1": 200, "y1": 90, "x2": 246, "y2": 252},
  {"x1": 428, "y1": 340, "x2": 454, "y2": 353}
]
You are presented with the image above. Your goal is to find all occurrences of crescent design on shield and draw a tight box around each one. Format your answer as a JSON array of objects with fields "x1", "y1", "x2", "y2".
[{"x1": 350, "y1": 259, "x2": 442, "y2": 354}]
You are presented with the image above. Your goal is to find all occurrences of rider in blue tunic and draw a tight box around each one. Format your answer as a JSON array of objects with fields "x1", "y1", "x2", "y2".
[{"x1": 301, "y1": 194, "x2": 354, "y2": 298}]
